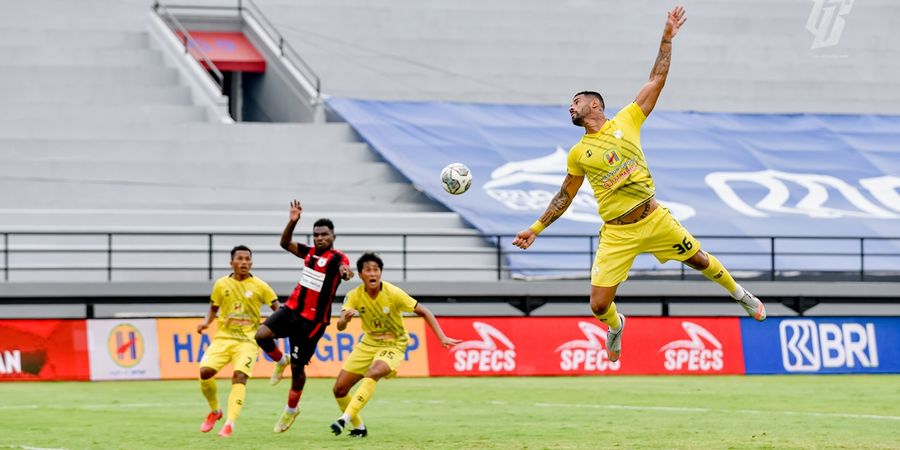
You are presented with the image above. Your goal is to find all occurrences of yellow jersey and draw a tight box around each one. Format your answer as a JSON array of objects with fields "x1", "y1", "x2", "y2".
[
  {"x1": 566, "y1": 102, "x2": 654, "y2": 221},
  {"x1": 210, "y1": 274, "x2": 277, "y2": 342},
  {"x1": 342, "y1": 281, "x2": 418, "y2": 347}
]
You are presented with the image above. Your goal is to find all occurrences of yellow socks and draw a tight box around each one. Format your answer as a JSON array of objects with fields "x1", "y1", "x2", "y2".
[
  {"x1": 200, "y1": 377, "x2": 219, "y2": 411},
  {"x1": 594, "y1": 301, "x2": 621, "y2": 331},
  {"x1": 336, "y1": 395, "x2": 363, "y2": 428},
  {"x1": 226, "y1": 383, "x2": 246, "y2": 422},
  {"x1": 344, "y1": 377, "x2": 377, "y2": 421},
  {"x1": 701, "y1": 253, "x2": 741, "y2": 298}
]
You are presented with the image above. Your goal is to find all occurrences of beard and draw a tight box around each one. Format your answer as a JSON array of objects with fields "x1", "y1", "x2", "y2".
[{"x1": 571, "y1": 114, "x2": 585, "y2": 126}]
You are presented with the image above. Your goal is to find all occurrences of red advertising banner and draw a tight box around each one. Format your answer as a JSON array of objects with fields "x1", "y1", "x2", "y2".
[
  {"x1": 426, "y1": 317, "x2": 744, "y2": 376},
  {"x1": 0, "y1": 320, "x2": 90, "y2": 381}
]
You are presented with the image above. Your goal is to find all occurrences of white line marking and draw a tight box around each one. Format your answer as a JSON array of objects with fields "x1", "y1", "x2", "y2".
[
  {"x1": 534, "y1": 402, "x2": 900, "y2": 421},
  {"x1": 0, "y1": 402, "x2": 193, "y2": 411},
  {"x1": 0, "y1": 446, "x2": 68, "y2": 450}
]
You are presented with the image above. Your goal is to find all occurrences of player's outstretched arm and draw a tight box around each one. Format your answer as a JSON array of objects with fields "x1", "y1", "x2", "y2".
[
  {"x1": 414, "y1": 304, "x2": 461, "y2": 348},
  {"x1": 280, "y1": 199, "x2": 304, "y2": 257},
  {"x1": 512, "y1": 173, "x2": 584, "y2": 250},
  {"x1": 635, "y1": 5, "x2": 687, "y2": 116},
  {"x1": 197, "y1": 305, "x2": 219, "y2": 333}
]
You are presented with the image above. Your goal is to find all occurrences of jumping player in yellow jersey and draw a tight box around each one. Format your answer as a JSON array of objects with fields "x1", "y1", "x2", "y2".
[
  {"x1": 328, "y1": 253, "x2": 460, "y2": 438},
  {"x1": 513, "y1": 5, "x2": 766, "y2": 363},
  {"x1": 196, "y1": 245, "x2": 279, "y2": 437}
]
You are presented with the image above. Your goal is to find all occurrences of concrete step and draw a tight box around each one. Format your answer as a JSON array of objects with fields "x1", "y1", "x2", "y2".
[
  {"x1": 0, "y1": 105, "x2": 206, "y2": 123},
  {"x1": 0, "y1": 160, "x2": 401, "y2": 185},
  {"x1": 0, "y1": 47, "x2": 162, "y2": 67},
  {"x1": 0, "y1": 66, "x2": 179, "y2": 87},
  {"x1": 0, "y1": 140, "x2": 379, "y2": 162},
  {"x1": 0, "y1": 29, "x2": 149, "y2": 49},
  {"x1": 0, "y1": 210, "x2": 470, "y2": 233},
  {"x1": 0, "y1": 121, "x2": 358, "y2": 141},
  {"x1": 0, "y1": 86, "x2": 193, "y2": 106},
  {"x1": 0, "y1": 179, "x2": 431, "y2": 212}
]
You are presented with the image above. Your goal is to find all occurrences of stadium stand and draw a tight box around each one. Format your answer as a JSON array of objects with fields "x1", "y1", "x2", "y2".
[{"x1": 0, "y1": 0, "x2": 898, "y2": 318}]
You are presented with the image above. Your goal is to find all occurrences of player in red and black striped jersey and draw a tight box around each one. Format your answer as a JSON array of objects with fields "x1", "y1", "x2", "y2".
[{"x1": 255, "y1": 199, "x2": 354, "y2": 433}]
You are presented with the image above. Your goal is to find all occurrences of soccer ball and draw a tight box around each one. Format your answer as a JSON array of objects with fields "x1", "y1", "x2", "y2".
[{"x1": 440, "y1": 163, "x2": 473, "y2": 195}]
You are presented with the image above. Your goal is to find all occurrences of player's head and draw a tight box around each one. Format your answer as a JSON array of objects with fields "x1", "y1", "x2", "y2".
[
  {"x1": 356, "y1": 252, "x2": 383, "y2": 289},
  {"x1": 312, "y1": 218, "x2": 336, "y2": 250},
  {"x1": 570, "y1": 91, "x2": 605, "y2": 126},
  {"x1": 230, "y1": 245, "x2": 253, "y2": 277}
]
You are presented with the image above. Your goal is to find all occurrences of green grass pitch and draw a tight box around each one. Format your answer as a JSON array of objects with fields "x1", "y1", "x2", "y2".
[{"x1": 1, "y1": 376, "x2": 899, "y2": 449}]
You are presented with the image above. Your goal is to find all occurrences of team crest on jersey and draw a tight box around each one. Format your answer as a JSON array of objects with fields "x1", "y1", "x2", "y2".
[
  {"x1": 383, "y1": 306, "x2": 390, "y2": 314},
  {"x1": 317, "y1": 257, "x2": 328, "y2": 267},
  {"x1": 604, "y1": 150, "x2": 620, "y2": 166},
  {"x1": 614, "y1": 129, "x2": 623, "y2": 139},
  {"x1": 244, "y1": 290, "x2": 253, "y2": 298}
]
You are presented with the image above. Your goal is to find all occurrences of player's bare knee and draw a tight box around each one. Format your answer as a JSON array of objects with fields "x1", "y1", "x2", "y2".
[
  {"x1": 333, "y1": 383, "x2": 350, "y2": 398},
  {"x1": 254, "y1": 325, "x2": 272, "y2": 343},
  {"x1": 232, "y1": 371, "x2": 248, "y2": 385},
  {"x1": 199, "y1": 367, "x2": 216, "y2": 380},
  {"x1": 684, "y1": 250, "x2": 708, "y2": 270}
]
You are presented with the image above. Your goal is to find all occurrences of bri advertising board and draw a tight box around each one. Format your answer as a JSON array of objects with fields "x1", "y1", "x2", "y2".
[{"x1": 741, "y1": 317, "x2": 900, "y2": 374}]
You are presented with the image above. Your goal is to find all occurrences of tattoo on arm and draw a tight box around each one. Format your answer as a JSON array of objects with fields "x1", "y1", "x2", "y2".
[
  {"x1": 649, "y1": 41, "x2": 672, "y2": 81},
  {"x1": 538, "y1": 175, "x2": 576, "y2": 226}
]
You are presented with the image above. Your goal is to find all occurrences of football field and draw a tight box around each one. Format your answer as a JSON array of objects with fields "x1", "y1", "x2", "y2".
[{"x1": 1, "y1": 376, "x2": 898, "y2": 449}]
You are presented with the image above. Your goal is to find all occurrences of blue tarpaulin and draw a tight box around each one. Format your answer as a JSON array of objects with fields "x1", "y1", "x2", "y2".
[{"x1": 328, "y1": 98, "x2": 900, "y2": 278}]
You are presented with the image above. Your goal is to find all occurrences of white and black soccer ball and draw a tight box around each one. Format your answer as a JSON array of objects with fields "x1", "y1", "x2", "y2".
[{"x1": 440, "y1": 163, "x2": 473, "y2": 195}]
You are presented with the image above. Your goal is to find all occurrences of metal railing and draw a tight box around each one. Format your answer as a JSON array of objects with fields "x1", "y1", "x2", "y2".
[
  {"x1": 153, "y1": 2, "x2": 225, "y2": 90},
  {"x1": 154, "y1": 0, "x2": 321, "y2": 99},
  {"x1": 0, "y1": 232, "x2": 898, "y2": 283}
]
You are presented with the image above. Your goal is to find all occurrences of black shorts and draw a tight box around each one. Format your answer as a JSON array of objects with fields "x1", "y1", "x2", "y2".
[{"x1": 262, "y1": 307, "x2": 327, "y2": 366}]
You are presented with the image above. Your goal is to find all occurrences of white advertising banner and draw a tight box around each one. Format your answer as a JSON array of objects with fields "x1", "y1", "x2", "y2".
[{"x1": 88, "y1": 319, "x2": 160, "y2": 380}]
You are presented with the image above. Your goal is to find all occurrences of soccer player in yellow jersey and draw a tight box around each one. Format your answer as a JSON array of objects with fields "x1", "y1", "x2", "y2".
[
  {"x1": 196, "y1": 245, "x2": 279, "y2": 437},
  {"x1": 329, "y1": 253, "x2": 460, "y2": 437},
  {"x1": 513, "y1": 5, "x2": 766, "y2": 362}
]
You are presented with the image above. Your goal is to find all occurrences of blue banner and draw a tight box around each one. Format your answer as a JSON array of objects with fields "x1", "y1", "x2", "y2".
[
  {"x1": 327, "y1": 98, "x2": 900, "y2": 277},
  {"x1": 741, "y1": 317, "x2": 900, "y2": 374}
]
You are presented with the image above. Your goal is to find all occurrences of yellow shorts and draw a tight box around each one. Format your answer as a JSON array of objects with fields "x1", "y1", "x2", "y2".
[
  {"x1": 341, "y1": 340, "x2": 407, "y2": 377},
  {"x1": 199, "y1": 338, "x2": 259, "y2": 376},
  {"x1": 592, "y1": 205, "x2": 701, "y2": 287}
]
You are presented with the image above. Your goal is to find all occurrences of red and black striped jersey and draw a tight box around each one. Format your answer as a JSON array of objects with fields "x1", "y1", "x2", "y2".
[{"x1": 285, "y1": 245, "x2": 349, "y2": 323}]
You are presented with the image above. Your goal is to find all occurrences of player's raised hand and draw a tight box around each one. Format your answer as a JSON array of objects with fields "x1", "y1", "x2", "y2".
[
  {"x1": 440, "y1": 336, "x2": 462, "y2": 348},
  {"x1": 663, "y1": 5, "x2": 687, "y2": 41},
  {"x1": 288, "y1": 199, "x2": 303, "y2": 222},
  {"x1": 339, "y1": 264, "x2": 355, "y2": 280},
  {"x1": 512, "y1": 228, "x2": 537, "y2": 249},
  {"x1": 341, "y1": 308, "x2": 357, "y2": 321}
]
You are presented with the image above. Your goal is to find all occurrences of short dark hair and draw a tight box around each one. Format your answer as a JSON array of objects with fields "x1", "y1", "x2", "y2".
[
  {"x1": 230, "y1": 245, "x2": 252, "y2": 259},
  {"x1": 356, "y1": 252, "x2": 384, "y2": 272},
  {"x1": 574, "y1": 91, "x2": 605, "y2": 110},
  {"x1": 313, "y1": 218, "x2": 334, "y2": 231}
]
